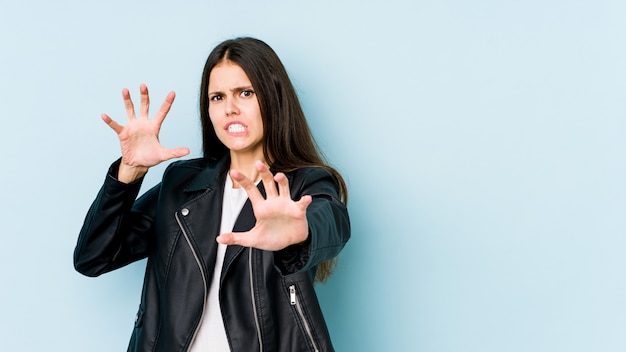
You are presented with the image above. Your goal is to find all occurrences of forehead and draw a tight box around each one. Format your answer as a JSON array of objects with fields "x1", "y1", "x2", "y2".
[{"x1": 208, "y1": 61, "x2": 251, "y2": 90}]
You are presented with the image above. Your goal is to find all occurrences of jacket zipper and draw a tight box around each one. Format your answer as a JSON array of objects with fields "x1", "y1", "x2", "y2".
[
  {"x1": 175, "y1": 212, "x2": 208, "y2": 352},
  {"x1": 249, "y1": 249, "x2": 264, "y2": 351},
  {"x1": 289, "y1": 285, "x2": 319, "y2": 352}
]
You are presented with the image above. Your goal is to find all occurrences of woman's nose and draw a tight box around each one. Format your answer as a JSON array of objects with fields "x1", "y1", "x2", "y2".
[{"x1": 225, "y1": 97, "x2": 239, "y2": 116}]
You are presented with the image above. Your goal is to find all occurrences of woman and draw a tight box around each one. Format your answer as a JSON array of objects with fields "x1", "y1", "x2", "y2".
[{"x1": 74, "y1": 37, "x2": 350, "y2": 351}]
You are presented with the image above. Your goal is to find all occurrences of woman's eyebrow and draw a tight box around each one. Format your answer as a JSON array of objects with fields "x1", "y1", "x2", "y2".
[
  {"x1": 208, "y1": 86, "x2": 253, "y2": 95},
  {"x1": 230, "y1": 85, "x2": 253, "y2": 92}
]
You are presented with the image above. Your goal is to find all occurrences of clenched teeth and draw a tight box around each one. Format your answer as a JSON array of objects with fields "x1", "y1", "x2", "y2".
[{"x1": 228, "y1": 124, "x2": 245, "y2": 133}]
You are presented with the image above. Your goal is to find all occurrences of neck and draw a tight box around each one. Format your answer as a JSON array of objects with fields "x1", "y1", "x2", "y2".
[{"x1": 229, "y1": 151, "x2": 266, "y2": 188}]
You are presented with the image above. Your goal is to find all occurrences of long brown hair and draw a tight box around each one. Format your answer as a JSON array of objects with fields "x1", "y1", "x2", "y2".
[{"x1": 199, "y1": 37, "x2": 347, "y2": 282}]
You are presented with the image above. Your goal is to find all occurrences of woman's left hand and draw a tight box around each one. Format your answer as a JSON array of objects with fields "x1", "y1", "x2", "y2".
[{"x1": 216, "y1": 161, "x2": 312, "y2": 251}]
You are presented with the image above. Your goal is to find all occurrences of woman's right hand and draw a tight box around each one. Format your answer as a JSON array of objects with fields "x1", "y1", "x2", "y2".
[{"x1": 102, "y1": 84, "x2": 190, "y2": 183}]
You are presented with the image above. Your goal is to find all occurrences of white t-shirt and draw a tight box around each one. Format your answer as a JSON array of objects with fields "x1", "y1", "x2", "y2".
[{"x1": 189, "y1": 175, "x2": 249, "y2": 351}]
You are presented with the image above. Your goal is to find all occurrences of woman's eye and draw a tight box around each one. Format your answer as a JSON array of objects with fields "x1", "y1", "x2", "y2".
[
  {"x1": 241, "y1": 90, "x2": 254, "y2": 98},
  {"x1": 210, "y1": 95, "x2": 222, "y2": 101}
]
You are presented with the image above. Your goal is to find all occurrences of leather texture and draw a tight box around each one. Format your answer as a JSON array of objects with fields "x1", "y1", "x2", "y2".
[{"x1": 74, "y1": 157, "x2": 350, "y2": 352}]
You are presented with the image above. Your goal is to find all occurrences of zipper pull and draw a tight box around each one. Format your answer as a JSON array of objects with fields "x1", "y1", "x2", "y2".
[{"x1": 289, "y1": 285, "x2": 296, "y2": 305}]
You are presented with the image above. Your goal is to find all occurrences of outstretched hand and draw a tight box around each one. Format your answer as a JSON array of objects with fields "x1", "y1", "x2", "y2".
[
  {"x1": 216, "y1": 161, "x2": 312, "y2": 251},
  {"x1": 102, "y1": 84, "x2": 190, "y2": 183}
]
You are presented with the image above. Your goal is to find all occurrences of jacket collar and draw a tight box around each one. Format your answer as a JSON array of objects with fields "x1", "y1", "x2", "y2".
[{"x1": 183, "y1": 156, "x2": 229, "y2": 192}]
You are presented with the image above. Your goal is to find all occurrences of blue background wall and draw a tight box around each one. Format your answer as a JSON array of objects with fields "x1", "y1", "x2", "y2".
[{"x1": 1, "y1": 1, "x2": 625, "y2": 351}]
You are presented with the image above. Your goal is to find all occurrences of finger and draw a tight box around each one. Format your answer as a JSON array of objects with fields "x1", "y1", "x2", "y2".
[
  {"x1": 297, "y1": 195, "x2": 313, "y2": 210},
  {"x1": 122, "y1": 88, "x2": 136, "y2": 121},
  {"x1": 230, "y1": 169, "x2": 264, "y2": 203},
  {"x1": 256, "y1": 160, "x2": 277, "y2": 197},
  {"x1": 274, "y1": 172, "x2": 291, "y2": 198},
  {"x1": 101, "y1": 113, "x2": 124, "y2": 134},
  {"x1": 139, "y1": 84, "x2": 150, "y2": 119},
  {"x1": 153, "y1": 91, "x2": 176, "y2": 126},
  {"x1": 161, "y1": 147, "x2": 191, "y2": 161},
  {"x1": 216, "y1": 231, "x2": 252, "y2": 247}
]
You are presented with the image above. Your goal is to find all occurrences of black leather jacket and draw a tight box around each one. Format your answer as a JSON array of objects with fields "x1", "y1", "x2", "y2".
[{"x1": 74, "y1": 157, "x2": 350, "y2": 351}]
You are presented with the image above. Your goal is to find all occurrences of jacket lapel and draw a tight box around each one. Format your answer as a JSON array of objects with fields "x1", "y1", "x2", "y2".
[
  {"x1": 221, "y1": 183, "x2": 267, "y2": 280},
  {"x1": 221, "y1": 199, "x2": 255, "y2": 280},
  {"x1": 181, "y1": 159, "x2": 268, "y2": 284},
  {"x1": 177, "y1": 158, "x2": 227, "y2": 286}
]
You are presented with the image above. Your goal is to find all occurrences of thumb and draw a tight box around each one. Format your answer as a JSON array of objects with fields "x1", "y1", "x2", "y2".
[
  {"x1": 163, "y1": 147, "x2": 191, "y2": 160},
  {"x1": 216, "y1": 232, "x2": 247, "y2": 246}
]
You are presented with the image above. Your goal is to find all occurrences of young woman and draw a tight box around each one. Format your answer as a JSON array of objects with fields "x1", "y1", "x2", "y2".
[{"x1": 74, "y1": 37, "x2": 350, "y2": 352}]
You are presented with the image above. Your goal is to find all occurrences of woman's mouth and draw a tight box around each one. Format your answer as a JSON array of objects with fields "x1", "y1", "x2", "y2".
[{"x1": 227, "y1": 123, "x2": 246, "y2": 133}]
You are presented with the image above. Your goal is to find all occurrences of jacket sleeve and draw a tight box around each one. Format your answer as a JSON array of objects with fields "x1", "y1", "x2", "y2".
[
  {"x1": 74, "y1": 160, "x2": 159, "y2": 277},
  {"x1": 274, "y1": 167, "x2": 351, "y2": 275}
]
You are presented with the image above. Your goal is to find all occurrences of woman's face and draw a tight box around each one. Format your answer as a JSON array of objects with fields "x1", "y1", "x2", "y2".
[{"x1": 208, "y1": 61, "x2": 264, "y2": 159}]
